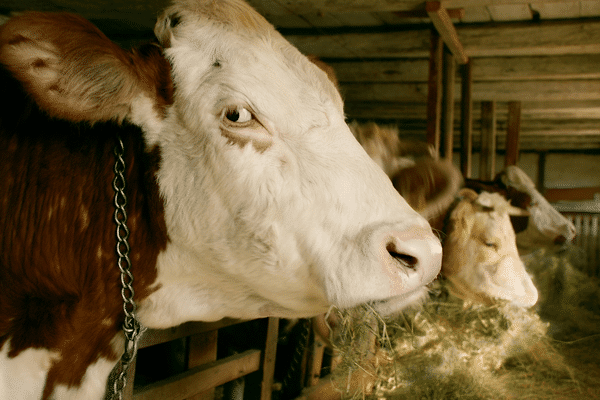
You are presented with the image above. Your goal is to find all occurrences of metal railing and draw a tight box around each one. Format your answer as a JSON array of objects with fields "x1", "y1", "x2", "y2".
[{"x1": 553, "y1": 199, "x2": 600, "y2": 277}]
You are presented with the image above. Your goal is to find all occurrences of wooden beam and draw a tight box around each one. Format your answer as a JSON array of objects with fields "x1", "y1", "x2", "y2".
[
  {"x1": 344, "y1": 100, "x2": 600, "y2": 121},
  {"x1": 537, "y1": 152, "x2": 546, "y2": 192},
  {"x1": 249, "y1": 0, "x2": 578, "y2": 16},
  {"x1": 393, "y1": 8, "x2": 465, "y2": 19},
  {"x1": 133, "y1": 350, "x2": 262, "y2": 400},
  {"x1": 260, "y1": 318, "x2": 279, "y2": 400},
  {"x1": 504, "y1": 101, "x2": 521, "y2": 167},
  {"x1": 426, "y1": 1, "x2": 468, "y2": 64},
  {"x1": 325, "y1": 54, "x2": 600, "y2": 84},
  {"x1": 284, "y1": 20, "x2": 600, "y2": 60},
  {"x1": 340, "y1": 80, "x2": 600, "y2": 102},
  {"x1": 460, "y1": 61, "x2": 473, "y2": 178},
  {"x1": 426, "y1": 30, "x2": 444, "y2": 156},
  {"x1": 479, "y1": 101, "x2": 496, "y2": 180},
  {"x1": 442, "y1": 49, "x2": 456, "y2": 161}
]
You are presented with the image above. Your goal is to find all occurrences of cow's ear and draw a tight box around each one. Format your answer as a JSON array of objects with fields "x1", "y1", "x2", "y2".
[
  {"x1": 458, "y1": 188, "x2": 479, "y2": 202},
  {"x1": 155, "y1": 8, "x2": 181, "y2": 48},
  {"x1": 0, "y1": 12, "x2": 152, "y2": 122}
]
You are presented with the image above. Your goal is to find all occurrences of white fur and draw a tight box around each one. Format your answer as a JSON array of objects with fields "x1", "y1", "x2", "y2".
[
  {"x1": 137, "y1": 0, "x2": 442, "y2": 326},
  {"x1": 444, "y1": 192, "x2": 538, "y2": 307},
  {"x1": 0, "y1": 341, "x2": 59, "y2": 400},
  {"x1": 501, "y1": 166, "x2": 576, "y2": 253},
  {"x1": 50, "y1": 358, "x2": 118, "y2": 400}
]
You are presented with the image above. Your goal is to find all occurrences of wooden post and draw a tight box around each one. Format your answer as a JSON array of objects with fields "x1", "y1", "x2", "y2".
[
  {"x1": 426, "y1": 1, "x2": 468, "y2": 65},
  {"x1": 442, "y1": 48, "x2": 456, "y2": 161},
  {"x1": 505, "y1": 101, "x2": 521, "y2": 167},
  {"x1": 460, "y1": 60, "x2": 473, "y2": 178},
  {"x1": 260, "y1": 317, "x2": 279, "y2": 400},
  {"x1": 426, "y1": 30, "x2": 444, "y2": 156},
  {"x1": 479, "y1": 101, "x2": 496, "y2": 180},
  {"x1": 185, "y1": 331, "x2": 219, "y2": 400},
  {"x1": 537, "y1": 152, "x2": 546, "y2": 193}
]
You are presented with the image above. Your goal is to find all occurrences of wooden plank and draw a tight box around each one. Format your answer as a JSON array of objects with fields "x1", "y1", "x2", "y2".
[
  {"x1": 285, "y1": 30, "x2": 432, "y2": 59},
  {"x1": 544, "y1": 187, "x2": 600, "y2": 202},
  {"x1": 344, "y1": 100, "x2": 600, "y2": 120},
  {"x1": 324, "y1": 54, "x2": 600, "y2": 84},
  {"x1": 460, "y1": 60, "x2": 473, "y2": 178},
  {"x1": 426, "y1": 30, "x2": 444, "y2": 156},
  {"x1": 393, "y1": 8, "x2": 464, "y2": 19},
  {"x1": 283, "y1": 20, "x2": 600, "y2": 59},
  {"x1": 426, "y1": 1, "x2": 468, "y2": 64},
  {"x1": 133, "y1": 350, "x2": 262, "y2": 400},
  {"x1": 260, "y1": 317, "x2": 279, "y2": 400},
  {"x1": 340, "y1": 80, "x2": 600, "y2": 102},
  {"x1": 537, "y1": 152, "x2": 546, "y2": 192},
  {"x1": 479, "y1": 101, "x2": 496, "y2": 180},
  {"x1": 138, "y1": 319, "x2": 242, "y2": 349},
  {"x1": 185, "y1": 330, "x2": 219, "y2": 400},
  {"x1": 504, "y1": 101, "x2": 521, "y2": 167},
  {"x1": 442, "y1": 49, "x2": 456, "y2": 161}
]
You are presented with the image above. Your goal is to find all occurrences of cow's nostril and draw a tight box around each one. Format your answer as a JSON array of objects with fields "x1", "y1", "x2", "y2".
[{"x1": 386, "y1": 242, "x2": 418, "y2": 269}]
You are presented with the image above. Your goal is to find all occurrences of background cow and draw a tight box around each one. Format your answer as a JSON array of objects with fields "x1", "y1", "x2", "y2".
[
  {"x1": 392, "y1": 162, "x2": 537, "y2": 307},
  {"x1": 0, "y1": 1, "x2": 442, "y2": 398},
  {"x1": 465, "y1": 166, "x2": 576, "y2": 254},
  {"x1": 441, "y1": 189, "x2": 538, "y2": 307}
]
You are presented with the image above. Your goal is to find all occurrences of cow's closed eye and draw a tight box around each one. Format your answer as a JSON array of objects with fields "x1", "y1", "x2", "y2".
[{"x1": 220, "y1": 106, "x2": 273, "y2": 151}]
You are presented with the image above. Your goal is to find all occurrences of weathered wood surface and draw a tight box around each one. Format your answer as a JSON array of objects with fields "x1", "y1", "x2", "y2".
[
  {"x1": 325, "y1": 54, "x2": 600, "y2": 83},
  {"x1": 427, "y1": 1, "x2": 468, "y2": 64},
  {"x1": 133, "y1": 350, "x2": 262, "y2": 400}
]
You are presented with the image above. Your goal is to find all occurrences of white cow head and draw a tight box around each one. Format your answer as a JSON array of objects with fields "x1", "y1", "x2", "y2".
[
  {"x1": 498, "y1": 166, "x2": 576, "y2": 253},
  {"x1": 0, "y1": 0, "x2": 442, "y2": 328},
  {"x1": 442, "y1": 189, "x2": 538, "y2": 307},
  {"x1": 139, "y1": 0, "x2": 443, "y2": 324}
]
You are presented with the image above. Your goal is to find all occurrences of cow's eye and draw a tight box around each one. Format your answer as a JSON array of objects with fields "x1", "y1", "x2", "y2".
[
  {"x1": 224, "y1": 106, "x2": 253, "y2": 124},
  {"x1": 220, "y1": 105, "x2": 272, "y2": 151}
]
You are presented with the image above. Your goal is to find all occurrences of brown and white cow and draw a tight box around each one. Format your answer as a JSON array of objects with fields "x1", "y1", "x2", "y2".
[
  {"x1": 392, "y1": 161, "x2": 538, "y2": 308},
  {"x1": 465, "y1": 166, "x2": 576, "y2": 254},
  {"x1": 0, "y1": 1, "x2": 442, "y2": 398}
]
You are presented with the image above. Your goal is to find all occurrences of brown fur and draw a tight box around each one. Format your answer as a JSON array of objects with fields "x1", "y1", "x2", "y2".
[
  {"x1": 0, "y1": 12, "x2": 171, "y2": 398},
  {"x1": 392, "y1": 158, "x2": 463, "y2": 227},
  {"x1": 0, "y1": 12, "x2": 172, "y2": 122}
]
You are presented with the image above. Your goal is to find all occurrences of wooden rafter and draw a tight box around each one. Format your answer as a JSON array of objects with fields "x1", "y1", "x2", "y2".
[{"x1": 426, "y1": 1, "x2": 468, "y2": 64}]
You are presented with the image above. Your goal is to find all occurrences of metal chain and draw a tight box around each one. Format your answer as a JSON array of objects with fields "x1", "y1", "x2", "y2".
[
  {"x1": 281, "y1": 318, "x2": 311, "y2": 399},
  {"x1": 111, "y1": 135, "x2": 145, "y2": 400}
]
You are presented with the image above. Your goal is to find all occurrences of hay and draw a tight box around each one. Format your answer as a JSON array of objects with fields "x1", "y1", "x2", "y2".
[{"x1": 327, "y1": 280, "x2": 586, "y2": 400}]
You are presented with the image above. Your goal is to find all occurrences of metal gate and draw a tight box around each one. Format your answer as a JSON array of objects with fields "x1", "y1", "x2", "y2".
[{"x1": 553, "y1": 200, "x2": 600, "y2": 277}]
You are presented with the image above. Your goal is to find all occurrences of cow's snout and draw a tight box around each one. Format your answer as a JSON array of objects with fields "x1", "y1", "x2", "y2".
[{"x1": 378, "y1": 225, "x2": 442, "y2": 295}]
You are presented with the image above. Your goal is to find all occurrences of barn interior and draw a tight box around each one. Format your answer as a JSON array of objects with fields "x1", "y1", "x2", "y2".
[{"x1": 2, "y1": 1, "x2": 600, "y2": 399}]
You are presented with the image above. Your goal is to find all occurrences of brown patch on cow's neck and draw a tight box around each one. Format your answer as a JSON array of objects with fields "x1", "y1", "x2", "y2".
[{"x1": 0, "y1": 65, "x2": 168, "y2": 397}]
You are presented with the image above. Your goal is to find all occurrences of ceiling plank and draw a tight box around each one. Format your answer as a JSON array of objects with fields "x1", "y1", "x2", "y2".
[
  {"x1": 426, "y1": 1, "x2": 468, "y2": 64},
  {"x1": 344, "y1": 100, "x2": 600, "y2": 120},
  {"x1": 341, "y1": 80, "x2": 600, "y2": 102},
  {"x1": 326, "y1": 54, "x2": 600, "y2": 83},
  {"x1": 285, "y1": 19, "x2": 600, "y2": 59}
]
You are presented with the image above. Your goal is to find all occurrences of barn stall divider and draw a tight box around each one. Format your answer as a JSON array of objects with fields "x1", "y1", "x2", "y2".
[
  {"x1": 118, "y1": 317, "x2": 279, "y2": 400},
  {"x1": 553, "y1": 198, "x2": 600, "y2": 277}
]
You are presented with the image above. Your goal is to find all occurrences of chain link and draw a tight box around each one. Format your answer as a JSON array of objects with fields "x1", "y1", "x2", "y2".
[
  {"x1": 281, "y1": 318, "x2": 311, "y2": 398},
  {"x1": 111, "y1": 135, "x2": 145, "y2": 400}
]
